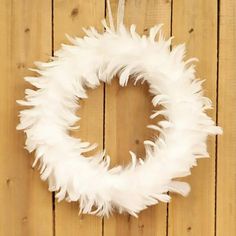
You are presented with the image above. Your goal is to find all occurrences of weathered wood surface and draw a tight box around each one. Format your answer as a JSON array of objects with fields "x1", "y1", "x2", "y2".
[{"x1": 0, "y1": 0, "x2": 235, "y2": 235}]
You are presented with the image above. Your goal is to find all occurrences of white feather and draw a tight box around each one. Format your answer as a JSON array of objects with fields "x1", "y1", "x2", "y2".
[{"x1": 17, "y1": 11, "x2": 222, "y2": 217}]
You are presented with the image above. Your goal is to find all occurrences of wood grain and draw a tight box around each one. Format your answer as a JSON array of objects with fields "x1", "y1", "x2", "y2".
[
  {"x1": 104, "y1": 0, "x2": 171, "y2": 235},
  {"x1": 0, "y1": 0, "x2": 53, "y2": 236},
  {"x1": 1, "y1": 1, "x2": 236, "y2": 235},
  {"x1": 217, "y1": 0, "x2": 236, "y2": 235},
  {"x1": 168, "y1": 0, "x2": 218, "y2": 235},
  {"x1": 53, "y1": 0, "x2": 104, "y2": 235}
]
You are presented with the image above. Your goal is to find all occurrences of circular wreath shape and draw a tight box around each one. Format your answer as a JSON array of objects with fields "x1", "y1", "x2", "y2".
[{"x1": 17, "y1": 16, "x2": 222, "y2": 217}]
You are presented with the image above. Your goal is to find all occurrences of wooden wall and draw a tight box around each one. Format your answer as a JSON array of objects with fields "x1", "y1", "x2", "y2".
[{"x1": 0, "y1": 0, "x2": 235, "y2": 235}]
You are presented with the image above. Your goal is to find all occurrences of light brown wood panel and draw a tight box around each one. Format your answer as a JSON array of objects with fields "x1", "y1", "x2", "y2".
[
  {"x1": 104, "y1": 0, "x2": 171, "y2": 236},
  {"x1": 217, "y1": 0, "x2": 236, "y2": 235},
  {"x1": 168, "y1": 0, "x2": 218, "y2": 235},
  {"x1": 53, "y1": 0, "x2": 104, "y2": 235},
  {"x1": 1, "y1": 1, "x2": 236, "y2": 236},
  {"x1": 0, "y1": 1, "x2": 53, "y2": 236}
]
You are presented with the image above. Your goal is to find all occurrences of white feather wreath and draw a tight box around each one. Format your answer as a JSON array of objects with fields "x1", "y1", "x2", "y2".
[{"x1": 17, "y1": 0, "x2": 222, "y2": 217}]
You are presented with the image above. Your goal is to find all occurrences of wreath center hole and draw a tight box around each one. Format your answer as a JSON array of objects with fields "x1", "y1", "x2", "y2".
[{"x1": 72, "y1": 78, "x2": 162, "y2": 166}]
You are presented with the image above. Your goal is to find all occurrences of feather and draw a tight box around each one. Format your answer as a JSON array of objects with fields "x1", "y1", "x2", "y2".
[{"x1": 16, "y1": 0, "x2": 222, "y2": 217}]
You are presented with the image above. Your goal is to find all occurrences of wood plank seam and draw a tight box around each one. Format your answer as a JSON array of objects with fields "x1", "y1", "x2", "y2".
[
  {"x1": 214, "y1": 0, "x2": 221, "y2": 235},
  {"x1": 51, "y1": 1, "x2": 56, "y2": 235},
  {"x1": 102, "y1": 2, "x2": 107, "y2": 235},
  {"x1": 166, "y1": 1, "x2": 174, "y2": 235}
]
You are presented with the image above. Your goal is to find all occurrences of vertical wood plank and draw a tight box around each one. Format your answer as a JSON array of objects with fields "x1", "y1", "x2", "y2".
[
  {"x1": 217, "y1": 0, "x2": 236, "y2": 235},
  {"x1": 54, "y1": 0, "x2": 104, "y2": 235},
  {"x1": 0, "y1": 0, "x2": 53, "y2": 236},
  {"x1": 104, "y1": 0, "x2": 171, "y2": 235},
  {"x1": 168, "y1": 0, "x2": 218, "y2": 235}
]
